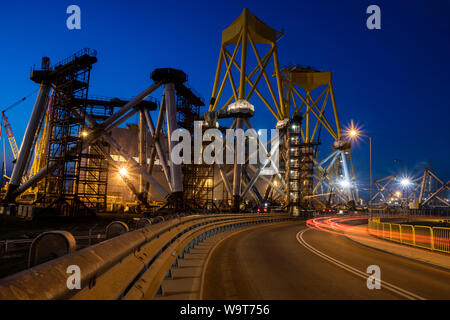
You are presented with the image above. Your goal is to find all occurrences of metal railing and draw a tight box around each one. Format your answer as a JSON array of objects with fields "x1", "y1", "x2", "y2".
[{"x1": 368, "y1": 219, "x2": 450, "y2": 254}]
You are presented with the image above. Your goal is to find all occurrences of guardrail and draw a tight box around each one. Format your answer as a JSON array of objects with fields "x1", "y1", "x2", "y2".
[
  {"x1": 0, "y1": 214, "x2": 292, "y2": 300},
  {"x1": 368, "y1": 219, "x2": 450, "y2": 254}
]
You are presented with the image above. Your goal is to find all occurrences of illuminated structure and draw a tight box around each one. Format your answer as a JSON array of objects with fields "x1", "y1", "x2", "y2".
[
  {"x1": 3, "y1": 9, "x2": 362, "y2": 216},
  {"x1": 207, "y1": 9, "x2": 357, "y2": 214},
  {"x1": 371, "y1": 170, "x2": 450, "y2": 209}
]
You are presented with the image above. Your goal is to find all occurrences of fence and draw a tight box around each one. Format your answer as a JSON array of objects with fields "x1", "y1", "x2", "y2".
[{"x1": 368, "y1": 219, "x2": 450, "y2": 254}]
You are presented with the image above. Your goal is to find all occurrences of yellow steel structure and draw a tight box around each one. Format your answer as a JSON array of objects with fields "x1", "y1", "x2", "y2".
[
  {"x1": 209, "y1": 8, "x2": 285, "y2": 120},
  {"x1": 208, "y1": 9, "x2": 360, "y2": 209},
  {"x1": 281, "y1": 66, "x2": 342, "y2": 143},
  {"x1": 280, "y1": 67, "x2": 360, "y2": 206}
]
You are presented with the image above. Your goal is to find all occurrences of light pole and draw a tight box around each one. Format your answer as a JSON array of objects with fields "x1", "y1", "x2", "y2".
[
  {"x1": 400, "y1": 178, "x2": 412, "y2": 209},
  {"x1": 348, "y1": 129, "x2": 372, "y2": 209}
]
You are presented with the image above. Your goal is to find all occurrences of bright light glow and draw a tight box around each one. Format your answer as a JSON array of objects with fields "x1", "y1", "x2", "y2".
[
  {"x1": 400, "y1": 178, "x2": 411, "y2": 187},
  {"x1": 81, "y1": 131, "x2": 88, "y2": 137},
  {"x1": 344, "y1": 120, "x2": 364, "y2": 143},
  {"x1": 395, "y1": 191, "x2": 401, "y2": 197},
  {"x1": 338, "y1": 179, "x2": 351, "y2": 189},
  {"x1": 118, "y1": 167, "x2": 128, "y2": 177}
]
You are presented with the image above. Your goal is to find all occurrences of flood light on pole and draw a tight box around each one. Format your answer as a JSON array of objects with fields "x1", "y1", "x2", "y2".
[
  {"x1": 400, "y1": 178, "x2": 411, "y2": 187},
  {"x1": 338, "y1": 179, "x2": 351, "y2": 189}
]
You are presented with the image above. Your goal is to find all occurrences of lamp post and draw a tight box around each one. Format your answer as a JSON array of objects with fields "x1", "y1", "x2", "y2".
[
  {"x1": 348, "y1": 129, "x2": 372, "y2": 209},
  {"x1": 400, "y1": 178, "x2": 412, "y2": 209}
]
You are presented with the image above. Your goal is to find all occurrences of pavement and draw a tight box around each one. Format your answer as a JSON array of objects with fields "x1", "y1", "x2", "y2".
[
  {"x1": 155, "y1": 222, "x2": 293, "y2": 300},
  {"x1": 343, "y1": 224, "x2": 450, "y2": 271},
  {"x1": 202, "y1": 221, "x2": 450, "y2": 299}
]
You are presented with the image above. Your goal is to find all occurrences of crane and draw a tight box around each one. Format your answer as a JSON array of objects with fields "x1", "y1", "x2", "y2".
[
  {"x1": 1, "y1": 91, "x2": 38, "y2": 161},
  {"x1": 1, "y1": 111, "x2": 20, "y2": 161}
]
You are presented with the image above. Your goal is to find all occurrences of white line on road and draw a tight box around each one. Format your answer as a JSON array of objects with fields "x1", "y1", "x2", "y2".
[{"x1": 296, "y1": 228, "x2": 426, "y2": 300}]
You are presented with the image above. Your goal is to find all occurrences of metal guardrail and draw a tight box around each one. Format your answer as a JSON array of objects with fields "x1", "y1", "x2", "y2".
[
  {"x1": 368, "y1": 219, "x2": 450, "y2": 254},
  {"x1": 0, "y1": 214, "x2": 292, "y2": 300}
]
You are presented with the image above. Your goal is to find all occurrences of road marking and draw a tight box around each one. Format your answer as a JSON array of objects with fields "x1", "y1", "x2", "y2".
[{"x1": 296, "y1": 228, "x2": 426, "y2": 300}]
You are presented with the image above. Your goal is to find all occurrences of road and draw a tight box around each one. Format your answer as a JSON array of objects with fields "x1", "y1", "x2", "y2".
[{"x1": 202, "y1": 220, "x2": 450, "y2": 299}]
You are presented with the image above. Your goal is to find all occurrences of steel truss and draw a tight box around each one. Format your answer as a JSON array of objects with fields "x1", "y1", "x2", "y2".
[
  {"x1": 370, "y1": 169, "x2": 449, "y2": 209},
  {"x1": 206, "y1": 9, "x2": 357, "y2": 213},
  {"x1": 418, "y1": 169, "x2": 450, "y2": 208}
]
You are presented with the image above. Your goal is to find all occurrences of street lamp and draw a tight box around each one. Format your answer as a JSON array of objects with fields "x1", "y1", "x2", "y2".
[
  {"x1": 345, "y1": 125, "x2": 372, "y2": 209},
  {"x1": 400, "y1": 177, "x2": 412, "y2": 208}
]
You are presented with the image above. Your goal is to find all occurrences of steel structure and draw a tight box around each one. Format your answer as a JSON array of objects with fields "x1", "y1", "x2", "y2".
[
  {"x1": 4, "y1": 50, "x2": 168, "y2": 215},
  {"x1": 279, "y1": 66, "x2": 358, "y2": 211},
  {"x1": 176, "y1": 83, "x2": 215, "y2": 212},
  {"x1": 207, "y1": 8, "x2": 286, "y2": 212},
  {"x1": 370, "y1": 174, "x2": 402, "y2": 207},
  {"x1": 4, "y1": 9, "x2": 362, "y2": 217},
  {"x1": 418, "y1": 169, "x2": 450, "y2": 208},
  {"x1": 206, "y1": 8, "x2": 357, "y2": 214},
  {"x1": 370, "y1": 169, "x2": 450, "y2": 209}
]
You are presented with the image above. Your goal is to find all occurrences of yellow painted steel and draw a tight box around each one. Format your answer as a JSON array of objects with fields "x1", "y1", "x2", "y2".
[
  {"x1": 211, "y1": 33, "x2": 243, "y2": 111},
  {"x1": 433, "y1": 227, "x2": 450, "y2": 253},
  {"x1": 310, "y1": 88, "x2": 329, "y2": 142},
  {"x1": 222, "y1": 52, "x2": 281, "y2": 120},
  {"x1": 209, "y1": 8, "x2": 284, "y2": 120},
  {"x1": 368, "y1": 220, "x2": 450, "y2": 254},
  {"x1": 239, "y1": 9, "x2": 248, "y2": 99},
  {"x1": 209, "y1": 48, "x2": 224, "y2": 111},
  {"x1": 291, "y1": 86, "x2": 337, "y2": 140}
]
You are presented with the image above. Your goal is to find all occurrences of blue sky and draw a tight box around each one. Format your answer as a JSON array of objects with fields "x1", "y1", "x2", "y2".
[{"x1": 0, "y1": 0, "x2": 449, "y2": 199}]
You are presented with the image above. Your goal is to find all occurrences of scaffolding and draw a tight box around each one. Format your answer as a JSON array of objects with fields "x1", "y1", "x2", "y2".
[
  {"x1": 175, "y1": 84, "x2": 215, "y2": 212},
  {"x1": 37, "y1": 49, "x2": 98, "y2": 216}
]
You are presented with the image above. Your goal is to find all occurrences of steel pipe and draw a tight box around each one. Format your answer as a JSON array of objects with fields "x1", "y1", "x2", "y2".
[
  {"x1": 8, "y1": 83, "x2": 50, "y2": 190},
  {"x1": 164, "y1": 83, "x2": 183, "y2": 194}
]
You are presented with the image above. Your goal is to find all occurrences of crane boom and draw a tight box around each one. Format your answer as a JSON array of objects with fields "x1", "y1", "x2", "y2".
[
  {"x1": 2, "y1": 112, "x2": 19, "y2": 161},
  {"x1": 1, "y1": 90, "x2": 38, "y2": 163}
]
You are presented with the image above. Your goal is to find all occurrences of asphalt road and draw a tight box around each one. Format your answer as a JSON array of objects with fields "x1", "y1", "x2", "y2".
[{"x1": 202, "y1": 221, "x2": 450, "y2": 299}]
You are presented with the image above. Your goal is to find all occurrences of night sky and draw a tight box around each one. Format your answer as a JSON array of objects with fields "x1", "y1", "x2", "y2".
[{"x1": 0, "y1": 0, "x2": 449, "y2": 200}]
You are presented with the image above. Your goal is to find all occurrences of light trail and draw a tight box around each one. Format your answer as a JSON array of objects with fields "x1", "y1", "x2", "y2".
[{"x1": 305, "y1": 215, "x2": 450, "y2": 252}]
